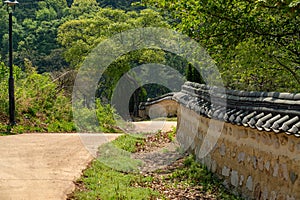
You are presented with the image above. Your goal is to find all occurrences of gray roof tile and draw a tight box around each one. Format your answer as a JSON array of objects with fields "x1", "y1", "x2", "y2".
[{"x1": 171, "y1": 82, "x2": 300, "y2": 137}]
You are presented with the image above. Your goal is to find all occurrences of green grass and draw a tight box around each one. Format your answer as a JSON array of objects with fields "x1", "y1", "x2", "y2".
[
  {"x1": 96, "y1": 133, "x2": 148, "y2": 172},
  {"x1": 0, "y1": 132, "x2": 16, "y2": 136},
  {"x1": 150, "y1": 117, "x2": 177, "y2": 121},
  {"x1": 70, "y1": 132, "x2": 242, "y2": 200},
  {"x1": 111, "y1": 134, "x2": 145, "y2": 153},
  {"x1": 97, "y1": 143, "x2": 143, "y2": 173},
  {"x1": 167, "y1": 155, "x2": 242, "y2": 199},
  {"x1": 69, "y1": 160, "x2": 160, "y2": 200}
]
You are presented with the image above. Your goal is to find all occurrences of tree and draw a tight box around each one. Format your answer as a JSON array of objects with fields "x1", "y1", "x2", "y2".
[
  {"x1": 0, "y1": 0, "x2": 69, "y2": 73},
  {"x1": 97, "y1": 0, "x2": 144, "y2": 11},
  {"x1": 58, "y1": 7, "x2": 175, "y2": 117},
  {"x1": 143, "y1": 0, "x2": 300, "y2": 92}
]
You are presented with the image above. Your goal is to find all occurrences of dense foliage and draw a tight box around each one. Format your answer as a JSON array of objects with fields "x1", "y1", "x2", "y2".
[
  {"x1": 143, "y1": 0, "x2": 300, "y2": 92},
  {"x1": 0, "y1": 61, "x2": 120, "y2": 132},
  {"x1": 0, "y1": 61, "x2": 74, "y2": 132},
  {"x1": 0, "y1": 0, "x2": 299, "y2": 131}
]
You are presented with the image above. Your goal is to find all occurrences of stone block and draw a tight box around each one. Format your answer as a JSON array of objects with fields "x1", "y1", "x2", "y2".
[
  {"x1": 262, "y1": 134, "x2": 272, "y2": 146},
  {"x1": 211, "y1": 159, "x2": 217, "y2": 173},
  {"x1": 288, "y1": 140, "x2": 295, "y2": 152},
  {"x1": 279, "y1": 135, "x2": 288, "y2": 146},
  {"x1": 274, "y1": 137, "x2": 280, "y2": 149},
  {"x1": 262, "y1": 187, "x2": 268, "y2": 200},
  {"x1": 270, "y1": 191, "x2": 277, "y2": 200},
  {"x1": 287, "y1": 195, "x2": 296, "y2": 200},
  {"x1": 296, "y1": 142, "x2": 300, "y2": 153},
  {"x1": 246, "y1": 176, "x2": 253, "y2": 191},
  {"x1": 277, "y1": 193, "x2": 285, "y2": 200},
  {"x1": 222, "y1": 166, "x2": 230, "y2": 177},
  {"x1": 219, "y1": 143, "x2": 226, "y2": 156},
  {"x1": 252, "y1": 156, "x2": 257, "y2": 169},
  {"x1": 254, "y1": 183, "x2": 261, "y2": 199},
  {"x1": 239, "y1": 129, "x2": 248, "y2": 139},
  {"x1": 231, "y1": 170, "x2": 239, "y2": 187},
  {"x1": 273, "y1": 163, "x2": 279, "y2": 177},
  {"x1": 239, "y1": 175, "x2": 244, "y2": 186},
  {"x1": 238, "y1": 152, "x2": 245, "y2": 163},
  {"x1": 281, "y1": 164, "x2": 289, "y2": 181},
  {"x1": 205, "y1": 155, "x2": 212, "y2": 171},
  {"x1": 265, "y1": 161, "x2": 270, "y2": 171},
  {"x1": 258, "y1": 157, "x2": 264, "y2": 171},
  {"x1": 290, "y1": 171, "x2": 298, "y2": 184}
]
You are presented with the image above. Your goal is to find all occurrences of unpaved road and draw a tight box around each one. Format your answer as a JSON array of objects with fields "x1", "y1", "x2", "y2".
[{"x1": 0, "y1": 121, "x2": 176, "y2": 200}]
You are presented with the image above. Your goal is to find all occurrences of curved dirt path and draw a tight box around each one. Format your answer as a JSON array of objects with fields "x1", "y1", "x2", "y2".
[
  {"x1": 0, "y1": 121, "x2": 176, "y2": 200},
  {"x1": 0, "y1": 133, "x2": 120, "y2": 200}
]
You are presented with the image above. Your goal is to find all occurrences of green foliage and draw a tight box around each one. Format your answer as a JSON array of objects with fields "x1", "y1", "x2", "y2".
[
  {"x1": 0, "y1": 0, "x2": 68, "y2": 73},
  {"x1": 167, "y1": 126, "x2": 176, "y2": 141},
  {"x1": 58, "y1": 6, "x2": 185, "y2": 112},
  {"x1": 112, "y1": 134, "x2": 145, "y2": 153},
  {"x1": 69, "y1": 160, "x2": 159, "y2": 200},
  {"x1": 0, "y1": 62, "x2": 74, "y2": 133},
  {"x1": 98, "y1": 143, "x2": 143, "y2": 172},
  {"x1": 143, "y1": 0, "x2": 300, "y2": 92},
  {"x1": 74, "y1": 99, "x2": 118, "y2": 133},
  {"x1": 169, "y1": 155, "x2": 242, "y2": 199},
  {"x1": 58, "y1": 7, "x2": 168, "y2": 69},
  {"x1": 97, "y1": 0, "x2": 144, "y2": 11},
  {"x1": 95, "y1": 99, "x2": 117, "y2": 132}
]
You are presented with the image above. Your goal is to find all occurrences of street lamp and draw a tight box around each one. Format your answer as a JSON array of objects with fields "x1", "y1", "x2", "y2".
[{"x1": 4, "y1": 0, "x2": 18, "y2": 127}]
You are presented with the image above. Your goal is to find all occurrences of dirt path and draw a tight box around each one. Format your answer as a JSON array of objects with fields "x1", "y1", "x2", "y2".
[
  {"x1": 0, "y1": 121, "x2": 177, "y2": 200},
  {"x1": 0, "y1": 133, "x2": 119, "y2": 200}
]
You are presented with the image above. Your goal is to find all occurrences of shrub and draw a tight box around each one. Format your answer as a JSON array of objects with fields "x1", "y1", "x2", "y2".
[{"x1": 0, "y1": 62, "x2": 73, "y2": 133}]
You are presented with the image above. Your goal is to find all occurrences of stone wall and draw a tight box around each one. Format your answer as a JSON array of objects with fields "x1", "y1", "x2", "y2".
[
  {"x1": 173, "y1": 82, "x2": 300, "y2": 199},
  {"x1": 177, "y1": 106, "x2": 300, "y2": 199},
  {"x1": 139, "y1": 93, "x2": 178, "y2": 119}
]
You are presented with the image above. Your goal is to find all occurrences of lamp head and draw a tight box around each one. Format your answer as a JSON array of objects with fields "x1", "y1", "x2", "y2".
[{"x1": 4, "y1": 0, "x2": 19, "y2": 6}]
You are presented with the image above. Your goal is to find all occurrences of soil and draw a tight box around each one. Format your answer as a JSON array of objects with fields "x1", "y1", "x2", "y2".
[{"x1": 132, "y1": 131, "x2": 218, "y2": 199}]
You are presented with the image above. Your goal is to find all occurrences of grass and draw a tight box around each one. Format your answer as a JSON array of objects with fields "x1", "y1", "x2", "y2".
[
  {"x1": 97, "y1": 143, "x2": 143, "y2": 173},
  {"x1": 96, "y1": 134, "x2": 147, "y2": 172},
  {"x1": 152, "y1": 117, "x2": 177, "y2": 121},
  {"x1": 0, "y1": 124, "x2": 20, "y2": 135},
  {"x1": 111, "y1": 134, "x2": 145, "y2": 153},
  {"x1": 69, "y1": 131, "x2": 243, "y2": 200},
  {"x1": 0, "y1": 132, "x2": 15, "y2": 136},
  {"x1": 166, "y1": 155, "x2": 243, "y2": 199},
  {"x1": 68, "y1": 160, "x2": 160, "y2": 200}
]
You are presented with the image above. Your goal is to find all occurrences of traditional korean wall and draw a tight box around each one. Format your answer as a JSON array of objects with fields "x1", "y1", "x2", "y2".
[
  {"x1": 139, "y1": 93, "x2": 178, "y2": 119},
  {"x1": 177, "y1": 105, "x2": 300, "y2": 200},
  {"x1": 173, "y1": 82, "x2": 300, "y2": 199}
]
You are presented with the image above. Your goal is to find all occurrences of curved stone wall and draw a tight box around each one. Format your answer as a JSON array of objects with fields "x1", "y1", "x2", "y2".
[
  {"x1": 139, "y1": 93, "x2": 178, "y2": 119},
  {"x1": 174, "y1": 82, "x2": 300, "y2": 136},
  {"x1": 174, "y1": 82, "x2": 300, "y2": 199}
]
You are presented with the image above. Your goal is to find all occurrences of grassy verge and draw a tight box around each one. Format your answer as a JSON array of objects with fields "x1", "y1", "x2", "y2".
[
  {"x1": 69, "y1": 132, "x2": 242, "y2": 200},
  {"x1": 152, "y1": 155, "x2": 243, "y2": 199},
  {"x1": 68, "y1": 160, "x2": 160, "y2": 200}
]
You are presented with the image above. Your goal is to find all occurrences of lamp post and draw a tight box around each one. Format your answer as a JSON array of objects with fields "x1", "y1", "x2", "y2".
[{"x1": 4, "y1": 0, "x2": 18, "y2": 126}]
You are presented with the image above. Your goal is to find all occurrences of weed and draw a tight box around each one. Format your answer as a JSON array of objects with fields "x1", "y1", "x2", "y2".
[
  {"x1": 167, "y1": 155, "x2": 242, "y2": 199},
  {"x1": 68, "y1": 160, "x2": 160, "y2": 200},
  {"x1": 112, "y1": 134, "x2": 145, "y2": 153}
]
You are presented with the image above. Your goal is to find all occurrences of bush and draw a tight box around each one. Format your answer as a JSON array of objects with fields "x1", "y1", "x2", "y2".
[
  {"x1": 0, "y1": 62, "x2": 119, "y2": 133},
  {"x1": 0, "y1": 62, "x2": 73, "y2": 133},
  {"x1": 74, "y1": 99, "x2": 118, "y2": 133}
]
